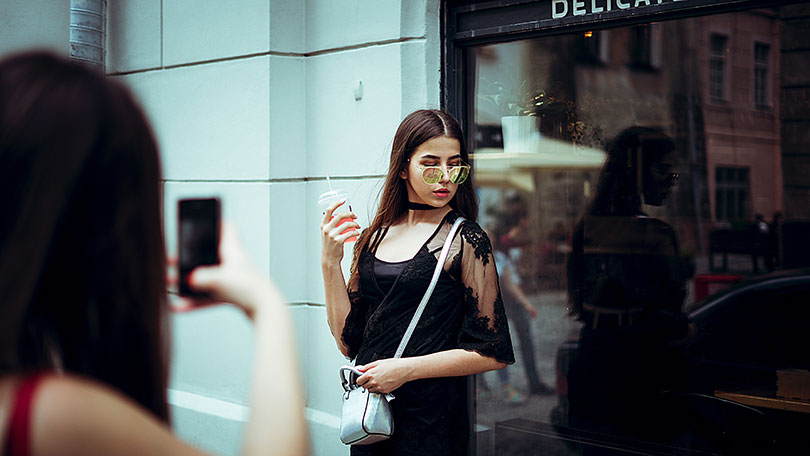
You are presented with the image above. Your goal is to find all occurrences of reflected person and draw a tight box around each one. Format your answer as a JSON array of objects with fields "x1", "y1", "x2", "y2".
[
  {"x1": 491, "y1": 210, "x2": 554, "y2": 399},
  {"x1": 565, "y1": 127, "x2": 691, "y2": 438}
]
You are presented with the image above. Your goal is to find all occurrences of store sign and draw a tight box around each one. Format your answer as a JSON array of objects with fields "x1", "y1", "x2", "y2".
[
  {"x1": 552, "y1": 0, "x2": 689, "y2": 19},
  {"x1": 450, "y1": 0, "x2": 780, "y2": 40}
]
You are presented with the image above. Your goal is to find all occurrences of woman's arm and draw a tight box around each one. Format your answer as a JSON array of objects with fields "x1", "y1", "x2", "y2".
[
  {"x1": 320, "y1": 199, "x2": 361, "y2": 356},
  {"x1": 500, "y1": 263, "x2": 538, "y2": 318},
  {"x1": 321, "y1": 260, "x2": 352, "y2": 356},
  {"x1": 241, "y1": 283, "x2": 309, "y2": 456},
  {"x1": 191, "y1": 224, "x2": 309, "y2": 456},
  {"x1": 356, "y1": 349, "x2": 506, "y2": 394},
  {"x1": 31, "y1": 224, "x2": 308, "y2": 456}
]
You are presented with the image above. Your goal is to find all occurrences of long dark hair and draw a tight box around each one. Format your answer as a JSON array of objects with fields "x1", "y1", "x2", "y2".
[
  {"x1": 351, "y1": 110, "x2": 478, "y2": 268},
  {"x1": 588, "y1": 126, "x2": 674, "y2": 216},
  {"x1": 0, "y1": 52, "x2": 169, "y2": 422}
]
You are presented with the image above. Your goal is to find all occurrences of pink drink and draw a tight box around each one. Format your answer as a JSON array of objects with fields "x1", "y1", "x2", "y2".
[
  {"x1": 318, "y1": 189, "x2": 358, "y2": 243},
  {"x1": 337, "y1": 217, "x2": 358, "y2": 243}
]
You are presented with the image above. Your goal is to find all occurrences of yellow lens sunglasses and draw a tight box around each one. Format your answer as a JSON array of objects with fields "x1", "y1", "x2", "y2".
[{"x1": 409, "y1": 161, "x2": 470, "y2": 185}]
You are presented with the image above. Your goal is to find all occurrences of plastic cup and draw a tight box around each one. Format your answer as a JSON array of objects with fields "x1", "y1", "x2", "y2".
[{"x1": 318, "y1": 189, "x2": 358, "y2": 243}]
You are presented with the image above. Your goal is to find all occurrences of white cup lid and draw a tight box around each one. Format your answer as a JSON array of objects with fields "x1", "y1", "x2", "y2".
[{"x1": 318, "y1": 189, "x2": 348, "y2": 206}]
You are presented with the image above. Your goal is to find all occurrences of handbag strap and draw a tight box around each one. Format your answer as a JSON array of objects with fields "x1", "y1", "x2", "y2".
[{"x1": 393, "y1": 216, "x2": 465, "y2": 359}]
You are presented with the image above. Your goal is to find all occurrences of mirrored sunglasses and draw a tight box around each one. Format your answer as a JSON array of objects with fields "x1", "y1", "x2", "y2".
[{"x1": 412, "y1": 163, "x2": 470, "y2": 185}]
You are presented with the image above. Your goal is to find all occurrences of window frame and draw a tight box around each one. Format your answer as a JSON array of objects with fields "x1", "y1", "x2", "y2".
[
  {"x1": 754, "y1": 41, "x2": 772, "y2": 109},
  {"x1": 715, "y1": 166, "x2": 751, "y2": 222},
  {"x1": 709, "y1": 33, "x2": 729, "y2": 102}
]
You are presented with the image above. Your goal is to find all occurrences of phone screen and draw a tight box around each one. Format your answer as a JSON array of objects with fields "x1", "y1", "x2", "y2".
[{"x1": 178, "y1": 198, "x2": 221, "y2": 296}]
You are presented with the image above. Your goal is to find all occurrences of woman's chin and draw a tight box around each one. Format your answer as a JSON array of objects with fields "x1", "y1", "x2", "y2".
[{"x1": 429, "y1": 197, "x2": 452, "y2": 208}]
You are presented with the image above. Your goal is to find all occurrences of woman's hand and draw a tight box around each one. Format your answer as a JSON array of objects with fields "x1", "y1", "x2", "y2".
[
  {"x1": 169, "y1": 221, "x2": 280, "y2": 320},
  {"x1": 168, "y1": 222, "x2": 307, "y2": 456},
  {"x1": 356, "y1": 358, "x2": 414, "y2": 394},
  {"x1": 320, "y1": 199, "x2": 360, "y2": 265}
]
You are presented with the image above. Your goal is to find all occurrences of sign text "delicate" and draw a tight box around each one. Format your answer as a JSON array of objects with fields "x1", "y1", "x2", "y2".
[{"x1": 552, "y1": 0, "x2": 688, "y2": 19}]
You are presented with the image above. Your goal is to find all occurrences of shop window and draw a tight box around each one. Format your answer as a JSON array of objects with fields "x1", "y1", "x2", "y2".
[
  {"x1": 754, "y1": 42, "x2": 771, "y2": 109},
  {"x1": 448, "y1": 2, "x2": 810, "y2": 454},
  {"x1": 710, "y1": 34, "x2": 728, "y2": 101},
  {"x1": 715, "y1": 167, "x2": 750, "y2": 222}
]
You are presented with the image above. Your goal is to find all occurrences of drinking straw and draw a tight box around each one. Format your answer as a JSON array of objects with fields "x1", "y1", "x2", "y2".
[{"x1": 326, "y1": 173, "x2": 334, "y2": 191}]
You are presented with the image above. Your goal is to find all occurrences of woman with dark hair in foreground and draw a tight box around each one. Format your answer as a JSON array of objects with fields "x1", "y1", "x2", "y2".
[{"x1": 0, "y1": 51, "x2": 307, "y2": 456}]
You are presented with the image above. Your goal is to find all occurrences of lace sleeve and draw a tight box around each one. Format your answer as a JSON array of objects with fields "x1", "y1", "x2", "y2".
[
  {"x1": 340, "y1": 240, "x2": 367, "y2": 360},
  {"x1": 457, "y1": 221, "x2": 515, "y2": 364},
  {"x1": 340, "y1": 271, "x2": 366, "y2": 359}
]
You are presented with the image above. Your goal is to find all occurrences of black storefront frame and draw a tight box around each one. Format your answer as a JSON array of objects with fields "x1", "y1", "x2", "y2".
[{"x1": 441, "y1": 1, "x2": 808, "y2": 454}]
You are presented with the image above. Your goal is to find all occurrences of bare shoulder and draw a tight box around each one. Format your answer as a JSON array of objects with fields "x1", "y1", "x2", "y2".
[
  {"x1": 31, "y1": 374, "x2": 207, "y2": 456},
  {"x1": 34, "y1": 374, "x2": 137, "y2": 419}
]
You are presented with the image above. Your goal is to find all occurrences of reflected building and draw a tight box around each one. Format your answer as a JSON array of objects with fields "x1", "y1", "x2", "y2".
[
  {"x1": 473, "y1": 8, "x2": 785, "y2": 270},
  {"x1": 780, "y1": 6, "x2": 810, "y2": 220},
  {"x1": 697, "y1": 10, "x2": 782, "y2": 228}
]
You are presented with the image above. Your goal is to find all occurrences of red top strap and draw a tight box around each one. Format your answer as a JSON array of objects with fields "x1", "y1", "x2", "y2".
[{"x1": 4, "y1": 374, "x2": 45, "y2": 456}]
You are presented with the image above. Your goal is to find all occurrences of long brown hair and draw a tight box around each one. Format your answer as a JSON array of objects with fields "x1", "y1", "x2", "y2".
[
  {"x1": 588, "y1": 126, "x2": 674, "y2": 216},
  {"x1": 351, "y1": 110, "x2": 478, "y2": 270},
  {"x1": 0, "y1": 52, "x2": 170, "y2": 422}
]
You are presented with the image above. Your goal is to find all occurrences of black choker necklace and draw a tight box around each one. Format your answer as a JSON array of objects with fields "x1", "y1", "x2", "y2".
[{"x1": 407, "y1": 201, "x2": 439, "y2": 211}]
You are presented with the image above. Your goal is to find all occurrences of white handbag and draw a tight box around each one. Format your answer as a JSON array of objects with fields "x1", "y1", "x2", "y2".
[
  {"x1": 339, "y1": 366, "x2": 395, "y2": 445},
  {"x1": 338, "y1": 217, "x2": 465, "y2": 445}
]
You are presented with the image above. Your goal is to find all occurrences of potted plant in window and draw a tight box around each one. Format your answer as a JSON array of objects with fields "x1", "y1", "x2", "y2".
[{"x1": 479, "y1": 81, "x2": 546, "y2": 154}]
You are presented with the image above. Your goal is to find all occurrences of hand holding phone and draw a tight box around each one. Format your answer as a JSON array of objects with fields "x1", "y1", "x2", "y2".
[
  {"x1": 178, "y1": 198, "x2": 221, "y2": 297},
  {"x1": 173, "y1": 218, "x2": 281, "y2": 320}
]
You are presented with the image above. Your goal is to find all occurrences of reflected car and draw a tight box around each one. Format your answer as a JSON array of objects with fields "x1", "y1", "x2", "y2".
[{"x1": 551, "y1": 268, "x2": 810, "y2": 455}]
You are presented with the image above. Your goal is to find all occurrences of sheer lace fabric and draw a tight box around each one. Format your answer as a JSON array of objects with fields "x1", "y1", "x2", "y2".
[{"x1": 342, "y1": 211, "x2": 514, "y2": 455}]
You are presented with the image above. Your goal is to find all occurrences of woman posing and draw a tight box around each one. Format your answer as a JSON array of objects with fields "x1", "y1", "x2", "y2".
[{"x1": 321, "y1": 109, "x2": 514, "y2": 455}]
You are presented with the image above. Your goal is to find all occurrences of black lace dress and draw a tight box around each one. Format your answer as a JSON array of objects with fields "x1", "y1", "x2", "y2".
[{"x1": 343, "y1": 211, "x2": 515, "y2": 456}]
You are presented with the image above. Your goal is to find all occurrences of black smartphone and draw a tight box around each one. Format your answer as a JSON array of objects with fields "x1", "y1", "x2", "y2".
[{"x1": 178, "y1": 198, "x2": 221, "y2": 297}]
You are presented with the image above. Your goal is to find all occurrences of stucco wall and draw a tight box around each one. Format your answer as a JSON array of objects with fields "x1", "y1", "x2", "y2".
[
  {"x1": 0, "y1": 0, "x2": 69, "y2": 56},
  {"x1": 106, "y1": 1, "x2": 441, "y2": 455}
]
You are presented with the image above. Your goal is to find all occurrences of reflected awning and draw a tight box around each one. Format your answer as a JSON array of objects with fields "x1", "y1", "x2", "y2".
[{"x1": 472, "y1": 137, "x2": 607, "y2": 191}]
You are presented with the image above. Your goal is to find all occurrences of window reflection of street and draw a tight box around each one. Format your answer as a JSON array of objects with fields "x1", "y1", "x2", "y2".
[
  {"x1": 468, "y1": 6, "x2": 810, "y2": 455},
  {"x1": 476, "y1": 290, "x2": 579, "y2": 440}
]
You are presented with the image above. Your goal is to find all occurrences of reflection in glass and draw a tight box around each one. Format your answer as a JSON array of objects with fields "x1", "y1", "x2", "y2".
[
  {"x1": 565, "y1": 127, "x2": 690, "y2": 445},
  {"x1": 468, "y1": 5, "x2": 810, "y2": 455}
]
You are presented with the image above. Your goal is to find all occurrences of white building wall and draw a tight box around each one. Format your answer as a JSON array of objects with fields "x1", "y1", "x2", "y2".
[
  {"x1": 106, "y1": 1, "x2": 441, "y2": 455},
  {"x1": 0, "y1": 0, "x2": 439, "y2": 453},
  {"x1": 0, "y1": 0, "x2": 69, "y2": 56}
]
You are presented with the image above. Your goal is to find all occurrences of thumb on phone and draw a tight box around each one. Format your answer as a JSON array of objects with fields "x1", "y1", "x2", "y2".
[{"x1": 188, "y1": 266, "x2": 221, "y2": 294}]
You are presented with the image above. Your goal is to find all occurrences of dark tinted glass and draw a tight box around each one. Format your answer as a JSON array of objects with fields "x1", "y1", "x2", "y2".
[{"x1": 468, "y1": 5, "x2": 810, "y2": 455}]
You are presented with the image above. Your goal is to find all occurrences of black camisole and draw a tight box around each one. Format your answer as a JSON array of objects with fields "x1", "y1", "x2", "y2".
[{"x1": 373, "y1": 257, "x2": 408, "y2": 295}]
